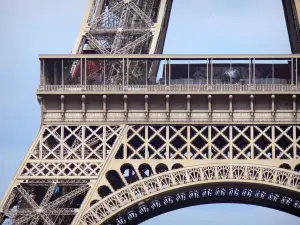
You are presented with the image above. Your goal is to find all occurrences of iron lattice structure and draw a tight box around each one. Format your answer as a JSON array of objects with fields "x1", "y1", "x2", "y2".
[
  {"x1": 3, "y1": 0, "x2": 300, "y2": 225},
  {"x1": 71, "y1": 0, "x2": 172, "y2": 85}
]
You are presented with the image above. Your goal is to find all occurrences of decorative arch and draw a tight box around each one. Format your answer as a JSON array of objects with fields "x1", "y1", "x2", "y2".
[{"x1": 80, "y1": 164, "x2": 300, "y2": 224}]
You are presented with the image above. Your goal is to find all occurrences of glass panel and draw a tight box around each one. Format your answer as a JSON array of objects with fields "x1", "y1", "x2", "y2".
[
  {"x1": 104, "y1": 59, "x2": 124, "y2": 86},
  {"x1": 43, "y1": 59, "x2": 63, "y2": 85},
  {"x1": 274, "y1": 59, "x2": 290, "y2": 85},
  {"x1": 127, "y1": 59, "x2": 147, "y2": 87},
  {"x1": 254, "y1": 59, "x2": 273, "y2": 84},
  {"x1": 86, "y1": 59, "x2": 105, "y2": 85},
  {"x1": 212, "y1": 60, "x2": 231, "y2": 84},
  {"x1": 63, "y1": 59, "x2": 82, "y2": 86},
  {"x1": 187, "y1": 59, "x2": 208, "y2": 85}
]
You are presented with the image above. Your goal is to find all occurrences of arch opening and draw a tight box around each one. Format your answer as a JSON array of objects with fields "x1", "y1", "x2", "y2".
[
  {"x1": 105, "y1": 183, "x2": 300, "y2": 225},
  {"x1": 121, "y1": 163, "x2": 139, "y2": 184},
  {"x1": 106, "y1": 170, "x2": 125, "y2": 190},
  {"x1": 83, "y1": 164, "x2": 300, "y2": 225}
]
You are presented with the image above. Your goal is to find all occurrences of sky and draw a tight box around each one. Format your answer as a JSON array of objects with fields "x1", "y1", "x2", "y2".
[{"x1": 0, "y1": 0, "x2": 299, "y2": 224}]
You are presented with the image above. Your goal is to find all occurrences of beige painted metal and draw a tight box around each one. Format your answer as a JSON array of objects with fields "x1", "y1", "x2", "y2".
[
  {"x1": 72, "y1": 0, "x2": 94, "y2": 54},
  {"x1": 294, "y1": 0, "x2": 300, "y2": 25},
  {"x1": 80, "y1": 163, "x2": 300, "y2": 224}
]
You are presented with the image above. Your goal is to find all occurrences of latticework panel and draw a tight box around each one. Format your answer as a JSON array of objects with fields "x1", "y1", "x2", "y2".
[
  {"x1": 115, "y1": 125, "x2": 300, "y2": 160},
  {"x1": 2, "y1": 181, "x2": 90, "y2": 225},
  {"x1": 21, "y1": 125, "x2": 122, "y2": 178}
]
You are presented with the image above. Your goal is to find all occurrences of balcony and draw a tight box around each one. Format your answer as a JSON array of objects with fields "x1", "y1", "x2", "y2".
[{"x1": 38, "y1": 54, "x2": 300, "y2": 94}]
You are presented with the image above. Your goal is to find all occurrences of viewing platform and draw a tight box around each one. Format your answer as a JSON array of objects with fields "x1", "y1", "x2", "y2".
[
  {"x1": 37, "y1": 54, "x2": 300, "y2": 125},
  {"x1": 38, "y1": 54, "x2": 300, "y2": 94}
]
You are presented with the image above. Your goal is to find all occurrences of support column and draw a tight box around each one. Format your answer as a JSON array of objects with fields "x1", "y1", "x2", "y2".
[
  {"x1": 208, "y1": 95, "x2": 212, "y2": 120},
  {"x1": 145, "y1": 95, "x2": 149, "y2": 120},
  {"x1": 62, "y1": 59, "x2": 64, "y2": 88},
  {"x1": 271, "y1": 95, "x2": 276, "y2": 121},
  {"x1": 250, "y1": 126, "x2": 254, "y2": 159},
  {"x1": 229, "y1": 95, "x2": 233, "y2": 120},
  {"x1": 208, "y1": 126, "x2": 212, "y2": 159},
  {"x1": 293, "y1": 95, "x2": 297, "y2": 119},
  {"x1": 103, "y1": 95, "x2": 107, "y2": 120},
  {"x1": 82, "y1": 126, "x2": 85, "y2": 159},
  {"x1": 82, "y1": 95, "x2": 86, "y2": 119},
  {"x1": 293, "y1": 125, "x2": 297, "y2": 160},
  {"x1": 38, "y1": 96, "x2": 44, "y2": 123},
  {"x1": 84, "y1": 58, "x2": 87, "y2": 88},
  {"x1": 272, "y1": 125, "x2": 275, "y2": 160},
  {"x1": 124, "y1": 95, "x2": 128, "y2": 120},
  {"x1": 166, "y1": 95, "x2": 170, "y2": 120},
  {"x1": 250, "y1": 95, "x2": 254, "y2": 121},
  {"x1": 60, "y1": 95, "x2": 65, "y2": 119},
  {"x1": 187, "y1": 95, "x2": 191, "y2": 120}
]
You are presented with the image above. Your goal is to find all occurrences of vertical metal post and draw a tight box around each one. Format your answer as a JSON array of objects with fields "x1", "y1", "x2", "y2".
[
  {"x1": 146, "y1": 59, "x2": 148, "y2": 90},
  {"x1": 211, "y1": 59, "x2": 213, "y2": 86},
  {"x1": 164, "y1": 58, "x2": 167, "y2": 90},
  {"x1": 42, "y1": 60, "x2": 45, "y2": 87},
  {"x1": 253, "y1": 59, "x2": 256, "y2": 85},
  {"x1": 250, "y1": 126, "x2": 254, "y2": 159},
  {"x1": 80, "y1": 58, "x2": 83, "y2": 87},
  {"x1": 85, "y1": 58, "x2": 87, "y2": 87},
  {"x1": 123, "y1": 58, "x2": 125, "y2": 90},
  {"x1": 292, "y1": 58, "x2": 294, "y2": 85},
  {"x1": 188, "y1": 59, "x2": 190, "y2": 91},
  {"x1": 249, "y1": 58, "x2": 251, "y2": 85},
  {"x1": 104, "y1": 59, "x2": 106, "y2": 91},
  {"x1": 207, "y1": 58, "x2": 209, "y2": 86},
  {"x1": 62, "y1": 59, "x2": 64, "y2": 88},
  {"x1": 230, "y1": 59, "x2": 232, "y2": 84},
  {"x1": 169, "y1": 58, "x2": 171, "y2": 88},
  {"x1": 127, "y1": 58, "x2": 129, "y2": 89},
  {"x1": 272, "y1": 59, "x2": 274, "y2": 86},
  {"x1": 296, "y1": 57, "x2": 298, "y2": 86}
]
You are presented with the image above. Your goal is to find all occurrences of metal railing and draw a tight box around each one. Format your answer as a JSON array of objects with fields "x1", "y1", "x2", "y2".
[{"x1": 38, "y1": 84, "x2": 300, "y2": 93}]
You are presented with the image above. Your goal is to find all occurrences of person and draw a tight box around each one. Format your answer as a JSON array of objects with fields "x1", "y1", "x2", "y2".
[{"x1": 241, "y1": 79, "x2": 245, "y2": 85}]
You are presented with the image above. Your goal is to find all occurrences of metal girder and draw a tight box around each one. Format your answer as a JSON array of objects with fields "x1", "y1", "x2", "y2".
[
  {"x1": 16, "y1": 186, "x2": 38, "y2": 208},
  {"x1": 127, "y1": 1, "x2": 154, "y2": 27},
  {"x1": 91, "y1": 1, "x2": 126, "y2": 28},
  {"x1": 116, "y1": 32, "x2": 153, "y2": 54},
  {"x1": 90, "y1": 28, "x2": 148, "y2": 35},
  {"x1": 40, "y1": 183, "x2": 56, "y2": 207},
  {"x1": 14, "y1": 214, "x2": 36, "y2": 225},
  {"x1": 47, "y1": 185, "x2": 89, "y2": 209},
  {"x1": 111, "y1": 5, "x2": 130, "y2": 53},
  {"x1": 85, "y1": 33, "x2": 109, "y2": 54}
]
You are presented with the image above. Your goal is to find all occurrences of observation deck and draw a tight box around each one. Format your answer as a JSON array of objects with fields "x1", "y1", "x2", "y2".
[{"x1": 37, "y1": 54, "x2": 300, "y2": 125}]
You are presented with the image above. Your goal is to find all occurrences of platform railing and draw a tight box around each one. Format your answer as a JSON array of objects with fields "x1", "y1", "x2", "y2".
[{"x1": 37, "y1": 84, "x2": 300, "y2": 93}]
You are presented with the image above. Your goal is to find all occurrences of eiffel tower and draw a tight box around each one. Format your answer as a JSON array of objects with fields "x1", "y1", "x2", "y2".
[{"x1": 2, "y1": 0, "x2": 300, "y2": 224}]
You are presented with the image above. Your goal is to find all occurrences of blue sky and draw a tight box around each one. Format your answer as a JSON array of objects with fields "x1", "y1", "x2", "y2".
[{"x1": 0, "y1": 0, "x2": 299, "y2": 224}]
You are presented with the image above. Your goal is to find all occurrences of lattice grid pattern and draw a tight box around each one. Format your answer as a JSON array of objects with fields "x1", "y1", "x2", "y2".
[
  {"x1": 2, "y1": 182, "x2": 90, "y2": 225},
  {"x1": 116, "y1": 125, "x2": 300, "y2": 160},
  {"x1": 21, "y1": 125, "x2": 122, "y2": 177}
]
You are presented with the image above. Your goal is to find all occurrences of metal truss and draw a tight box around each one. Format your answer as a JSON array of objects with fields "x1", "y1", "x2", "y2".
[
  {"x1": 86, "y1": 0, "x2": 155, "y2": 55},
  {"x1": 0, "y1": 125, "x2": 124, "y2": 225},
  {"x1": 72, "y1": 0, "x2": 172, "y2": 85},
  {"x1": 20, "y1": 125, "x2": 122, "y2": 178},
  {"x1": 2, "y1": 181, "x2": 90, "y2": 225},
  {"x1": 117, "y1": 125, "x2": 300, "y2": 160},
  {"x1": 79, "y1": 164, "x2": 300, "y2": 224}
]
